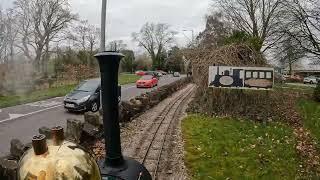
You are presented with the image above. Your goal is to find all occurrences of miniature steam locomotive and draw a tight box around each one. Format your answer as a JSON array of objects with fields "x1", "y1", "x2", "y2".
[{"x1": 209, "y1": 66, "x2": 274, "y2": 89}]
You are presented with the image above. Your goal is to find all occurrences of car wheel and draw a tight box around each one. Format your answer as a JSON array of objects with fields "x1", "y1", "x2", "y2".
[{"x1": 91, "y1": 102, "x2": 99, "y2": 112}]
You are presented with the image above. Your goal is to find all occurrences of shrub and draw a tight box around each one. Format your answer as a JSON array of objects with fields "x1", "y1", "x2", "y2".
[
  {"x1": 314, "y1": 84, "x2": 320, "y2": 102},
  {"x1": 187, "y1": 88, "x2": 305, "y2": 125}
]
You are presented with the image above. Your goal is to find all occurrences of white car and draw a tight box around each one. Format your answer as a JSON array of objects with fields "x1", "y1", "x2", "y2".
[
  {"x1": 173, "y1": 72, "x2": 180, "y2": 77},
  {"x1": 156, "y1": 72, "x2": 163, "y2": 77},
  {"x1": 303, "y1": 76, "x2": 318, "y2": 84}
]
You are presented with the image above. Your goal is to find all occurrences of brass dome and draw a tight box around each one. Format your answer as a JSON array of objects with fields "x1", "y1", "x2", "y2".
[{"x1": 18, "y1": 127, "x2": 101, "y2": 180}]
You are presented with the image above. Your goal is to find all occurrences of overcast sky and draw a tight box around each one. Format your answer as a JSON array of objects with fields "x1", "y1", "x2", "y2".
[{"x1": 1, "y1": 0, "x2": 211, "y2": 52}]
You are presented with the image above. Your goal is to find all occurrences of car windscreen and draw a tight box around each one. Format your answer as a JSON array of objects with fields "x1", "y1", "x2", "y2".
[
  {"x1": 140, "y1": 75, "x2": 153, "y2": 80},
  {"x1": 76, "y1": 80, "x2": 99, "y2": 92}
]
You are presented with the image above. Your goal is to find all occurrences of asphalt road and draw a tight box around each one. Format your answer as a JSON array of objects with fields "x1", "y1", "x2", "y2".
[{"x1": 0, "y1": 75, "x2": 185, "y2": 157}]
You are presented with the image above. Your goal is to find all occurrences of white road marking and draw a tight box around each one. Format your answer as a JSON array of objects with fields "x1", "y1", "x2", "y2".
[
  {"x1": 122, "y1": 85, "x2": 136, "y2": 91},
  {"x1": 27, "y1": 100, "x2": 61, "y2": 108},
  {"x1": 9, "y1": 114, "x2": 24, "y2": 119},
  {"x1": 0, "y1": 104, "x2": 63, "y2": 124}
]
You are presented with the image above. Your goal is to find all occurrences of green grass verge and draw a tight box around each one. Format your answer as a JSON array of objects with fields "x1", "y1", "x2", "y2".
[
  {"x1": 182, "y1": 114, "x2": 301, "y2": 179},
  {"x1": 298, "y1": 100, "x2": 320, "y2": 146},
  {"x1": 274, "y1": 84, "x2": 314, "y2": 93},
  {"x1": 118, "y1": 73, "x2": 140, "y2": 85},
  {"x1": 0, "y1": 84, "x2": 76, "y2": 108},
  {"x1": 274, "y1": 83, "x2": 314, "y2": 94},
  {"x1": 0, "y1": 74, "x2": 140, "y2": 108}
]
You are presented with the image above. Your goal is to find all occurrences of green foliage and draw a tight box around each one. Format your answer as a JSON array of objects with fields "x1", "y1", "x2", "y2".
[
  {"x1": 134, "y1": 53, "x2": 152, "y2": 71},
  {"x1": 298, "y1": 100, "x2": 320, "y2": 147},
  {"x1": 224, "y1": 31, "x2": 263, "y2": 52},
  {"x1": 314, "y1": 84, "x2": 320, "y2": 102},
  {"x1": 53, "y1": 49, "x2": 98, "y2": 77},
  {"x1": 165, "y1": 46, "x2": 184, "y2": 72},
  {"x1": 153, "y1": 50, "x2": 168, "y2": 70},
  {"x1": 182, "y1": 114, "x2": 302, "y2": 179},
  {"x1": 120, "y1": 50, "x2": 135, "y2": 73}
]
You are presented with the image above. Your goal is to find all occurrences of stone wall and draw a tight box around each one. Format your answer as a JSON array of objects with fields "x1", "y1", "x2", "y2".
[{"x1": 0, "y1": 77, "x2": 191, "y2": 179}]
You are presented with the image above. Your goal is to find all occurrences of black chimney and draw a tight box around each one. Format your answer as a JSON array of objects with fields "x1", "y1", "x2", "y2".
[{"x1": 95, "y1": 51, "x2": 151, "y2": 179}]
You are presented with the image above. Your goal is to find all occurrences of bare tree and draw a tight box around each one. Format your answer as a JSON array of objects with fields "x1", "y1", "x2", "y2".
[
  {"x1": 275, "y1": 36, "x2": 305, "y2": 74},
  {"x1": 87, "y1": 25, "x2": 100, "y2": 55},
  {"x1": 107, "y1": 40, "x2": 127, "y2": 52},
  {"x1": 0, "y1": 8, "x2": 18, "y2": 63},
  {"x1": 73, "y1": 20, "x2": 89, "y2": 51},
  {"x1": 281, "y1": 0, "x2": 320, "y2": 59},
  {"x1": 0, "y1": 8, "x2": 6, "y2": 62},
  {"x1": 69, "y1": 20, "x2": 100, "y2": 54},
  {"x1": 13, "y1": 0, "x2": 76, "y2": 74},
  {"x1": 214, "y1": 0, "x2": 283, "y2": 52},
  {"x1": 197, "y1": 12, "x2": 231, "y2": 48},
  {"x1": 132, "y1": 23, "x2": 176, "y2": 69}
]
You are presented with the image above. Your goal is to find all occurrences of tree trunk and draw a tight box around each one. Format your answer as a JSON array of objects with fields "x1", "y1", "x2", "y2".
[{"x1": 44, "y1": 40, "x2": 50, "y2": 76}]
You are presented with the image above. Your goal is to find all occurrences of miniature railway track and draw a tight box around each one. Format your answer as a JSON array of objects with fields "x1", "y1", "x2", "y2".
[{"x1": 132, "y1": 84, "x2": 195, "y2": 179}]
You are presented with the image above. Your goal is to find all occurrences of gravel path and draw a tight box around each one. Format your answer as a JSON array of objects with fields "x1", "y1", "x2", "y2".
[{"x1": 120, "y1": 84, "x2": 195, "y2": 179}]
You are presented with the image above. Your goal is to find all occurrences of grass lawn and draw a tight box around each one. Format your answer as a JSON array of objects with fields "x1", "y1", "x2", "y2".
[
  {"x1": 274, "y1": 83, "x2": 314, "y2": 94},
  {"x1": 298, "y1": 100, "x2": 320, "y2": 146},
  {"x1": 118, "y1": 73, "x2": 140, "y2": 85},
  {"x1": 182, "y1": 114, "x2": 301, "y2": 179},
  {"x1": 0, "y1": 74, "x2": 140, "y2": 108},
  {"x1": 0, "y1": 84, "x2": 76, "y2": 108}
]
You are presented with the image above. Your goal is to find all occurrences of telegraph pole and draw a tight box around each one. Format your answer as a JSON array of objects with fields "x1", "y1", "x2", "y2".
[{"x1": 100, "y1": 0, "x2": 107, "y2": 52}]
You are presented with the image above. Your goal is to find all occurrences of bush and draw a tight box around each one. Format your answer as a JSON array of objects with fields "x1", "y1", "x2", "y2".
[
  {"x1": 314, "y1": 84, "x2": 320, "y2": 102},
  {"x1": 187, "y1": 88, "x2": 304, "y2": 125}
]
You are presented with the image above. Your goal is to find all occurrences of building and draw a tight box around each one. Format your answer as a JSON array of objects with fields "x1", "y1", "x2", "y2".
[{"x1": 284, "y1": 65, "x2": 320, "y2": 77}]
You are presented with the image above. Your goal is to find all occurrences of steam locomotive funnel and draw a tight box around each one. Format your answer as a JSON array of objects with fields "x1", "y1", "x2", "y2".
[{"x1": 94, "y1": 51, "x2": 151, "y2": 179}]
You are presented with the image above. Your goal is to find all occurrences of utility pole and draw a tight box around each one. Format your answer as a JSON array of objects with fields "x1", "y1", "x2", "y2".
[
  {"x1": 99, "y1": 0, "x2": 107, "y2": 111},
  {"x1": 100, "y1": 0, "x2": 107, "y2": 52}
]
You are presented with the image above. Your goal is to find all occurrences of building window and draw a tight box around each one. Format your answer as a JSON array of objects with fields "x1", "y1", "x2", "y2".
[
  {"x1": 246, "y1": 71, "x2": 251, "y2": 78},
  {"x1": 259, "y1": 72, "x2": 265, "y2": 79},
  {"x1": 253, "y1": 72, "x2": 258, "y2": 78},
  {"x1": 266, "y1": 72, "x2": 272, "y2": 78}
]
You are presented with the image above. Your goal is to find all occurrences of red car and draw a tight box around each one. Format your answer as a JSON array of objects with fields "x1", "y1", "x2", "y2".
[
  {"x1": 136, "y1": 75, "x2": 158, "y2": 88},
  {"x1": 135, "y1": 71, "x2": 146, "y2": 76}
]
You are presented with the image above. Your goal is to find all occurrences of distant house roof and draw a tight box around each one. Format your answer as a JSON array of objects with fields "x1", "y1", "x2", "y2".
[{"x1": 284, "y1": 65, "x2": 320, "y2": 73}]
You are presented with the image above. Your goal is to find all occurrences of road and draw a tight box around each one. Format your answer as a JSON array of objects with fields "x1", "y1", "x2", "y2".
[{"x1": 0, "y1": 75, "x2": 185, "y2": 157}]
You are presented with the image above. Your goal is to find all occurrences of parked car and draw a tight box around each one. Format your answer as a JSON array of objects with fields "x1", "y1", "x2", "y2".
[
  {"x1": 303, "y1": 76, "x2": 318, "y2": 84},
  {"x1": 173, "y1": 72, "x2": 180, "y2": 77},
  {"x1": 156, "y1": 72, "x2": 163, "y2": 77},
  {"x1": 285, "y1": 75, "x2": 303, "y2": 83},
  {"x1": 157, "y1": 70, "x2": 167, "y2": 75},
  {"x1": 135, "y1": 71, "x2": 146, "y2": 76},
  {"x1": 64, "y1": 79, "x2": 101, "y2": 112},
  {"x1": 136, "y1": 75, "x2": 158, "y2": 88},
  {"x1": 145, "y1": 71, "x2": 161, "y2": 79}
]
